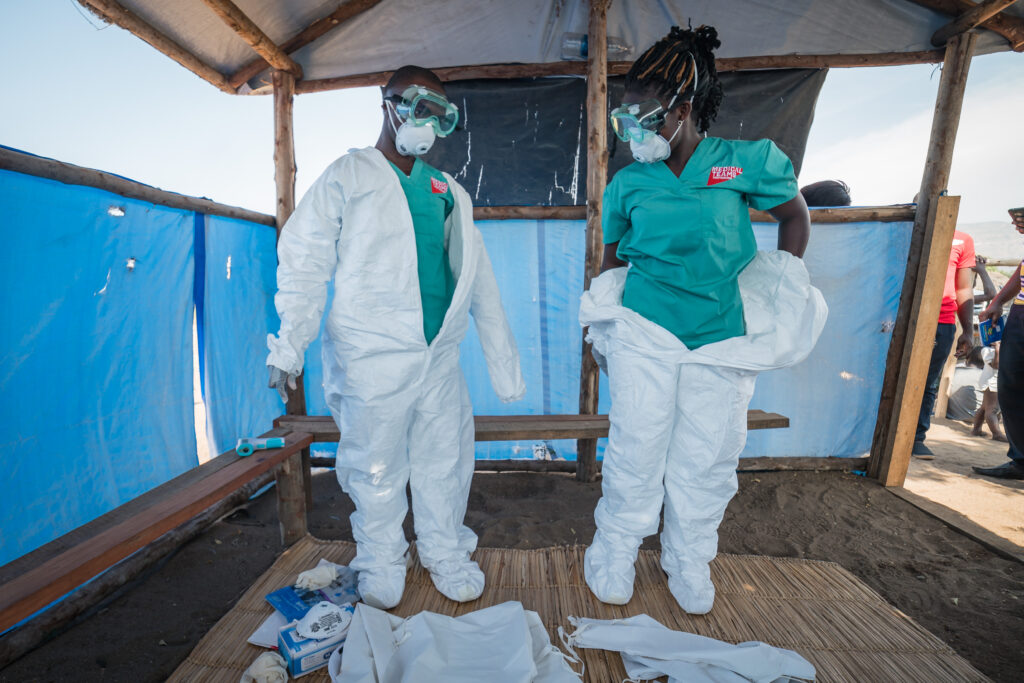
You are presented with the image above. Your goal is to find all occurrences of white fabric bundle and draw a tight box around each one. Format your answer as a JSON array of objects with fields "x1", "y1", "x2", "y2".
[
  {"x1": 239, "y1": 651, "x2": 288, "y2": 683},
  {"x1": 580, "y1": 250, "x2": 828, "y2": 373},
  {"x1": 560, "y1": 613, "x2": 815, "y2": 683},
  {"x1": 330, "y1": 601, "x2": 579, "y2": 682}
]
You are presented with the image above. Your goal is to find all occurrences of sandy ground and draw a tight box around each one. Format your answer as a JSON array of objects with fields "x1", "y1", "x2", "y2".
[
  {"x1": 907, "y1": 417, "x2": 1024, "y2": 548},
  {"x1": 2, "y1": 468, "x2": 1022, "y2": 683}
]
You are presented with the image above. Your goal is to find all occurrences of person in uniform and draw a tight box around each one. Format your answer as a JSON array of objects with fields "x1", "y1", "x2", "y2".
[{"x1": 579, "y1": 26, "x2": 827, "y2": 614}]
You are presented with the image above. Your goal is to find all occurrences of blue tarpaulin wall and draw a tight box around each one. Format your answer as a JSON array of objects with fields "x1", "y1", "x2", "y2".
[
  {"x1": 455, "y1": 218, "x2": 913, "y2": 461},
  {"x1": 296, "y1": 218, "x2": 913, "y2": 462},
  {"x1": 0, "y1": 165, "x2": 913, "y2": 567},
  {"x1": 0, "y1": 169, "x2": 198, "y2": 566}
]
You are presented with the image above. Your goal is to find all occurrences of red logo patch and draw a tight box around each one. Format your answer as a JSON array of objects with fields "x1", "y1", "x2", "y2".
[
  {"x1": 707, "y1": 166, "x2": 743, "y2": 186},
  {"x1": 430, "y1": 177, "x2": 449, "y2": 194}
]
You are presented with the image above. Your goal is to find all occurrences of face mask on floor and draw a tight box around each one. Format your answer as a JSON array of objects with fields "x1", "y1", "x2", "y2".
[{"x1": 296, "y1": 601, "x2": 352, "y2": 640}]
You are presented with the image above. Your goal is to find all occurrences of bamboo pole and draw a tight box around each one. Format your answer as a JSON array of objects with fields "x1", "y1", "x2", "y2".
[
  {"x1": 470, "y1": 205, "x2": 917, "y2": 223},
  {"x1": 272, "y1": 70, "x2": 313, "y2": 518},
  {"x1": 229, "y1": 0, "x2": 383, "y2": 89},
  {"x1": 77, "y1": 0, "x2": 235, "y2": 94},
  {"x1": 909, "y1": 0, "x2": 1024, "y2": 51},
  {"x1": 199, "y1": 0, "x2": 302, "y2": 79},
  {"x1": 576, "y1": 0, "x2": 609, "y2": 484},
  {"x1": 0, "y1": 146, "x2": 275, "y2": 226},
  {"x1": 289, "y1": 51, "x2": 948, "y2": 95},
  {"x1": 932, "y1": 0, "x2": 1021, "y2": 45},
  {"x1": 868, "y1": 32, "x2": 977, "y2": 486}
]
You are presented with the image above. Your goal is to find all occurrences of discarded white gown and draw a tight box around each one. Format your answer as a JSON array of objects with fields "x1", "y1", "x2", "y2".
[
  {"x1": 330, "y1": 602, "x2": 579, "y2": 683},
  {"x1": 561, "y1": 612, "x2": 815, "y2": 682}
]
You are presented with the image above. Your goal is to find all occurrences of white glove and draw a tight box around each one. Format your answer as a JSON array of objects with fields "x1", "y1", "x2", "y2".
[
  {"x1": 295, "y1": 564, "x2": 340, "y2": 591},
  {"x1": 268, "y1": 366, "x2": 298, "y2": 404},
  {"x1": 240, "y1": 651, "x2": 287, "y2": 683}
]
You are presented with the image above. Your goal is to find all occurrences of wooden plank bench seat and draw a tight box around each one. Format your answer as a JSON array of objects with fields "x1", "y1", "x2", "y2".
[
  {"x1": 0, "y1": 430, "x2": 312, "y2": 634},
  {"x1": 274, "y1": 410, "x2": 790, "y2": 443}
]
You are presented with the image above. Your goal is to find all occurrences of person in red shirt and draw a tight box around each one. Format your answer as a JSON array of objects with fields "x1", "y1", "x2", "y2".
[{"x1": 913, "y1": 230, "x2": 976, "y2": 459}]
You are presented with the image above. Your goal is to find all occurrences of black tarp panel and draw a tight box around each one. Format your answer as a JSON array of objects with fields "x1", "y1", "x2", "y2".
[{"x1": 425, "y1": 69, "x2": 827, "y2": 206}]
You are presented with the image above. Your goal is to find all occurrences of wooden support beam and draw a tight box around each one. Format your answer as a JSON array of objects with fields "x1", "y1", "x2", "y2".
[
  {"x1": 576, "y1": 0, "x2": 609, "y2": 484},
  {"x1": 933, "y1": 0, "x2": 1021, "y2": 45},
  {"x1": 755, "y1": 205, "x2": 917, "y2": 223},
  {"x1": 77, "y1": 0, "x2": 235, "y2": 93},
  {"x1": 869, "y1": 33, "x2": 977, "y2": 487},
  {"x1": 199, "y1": 0, "x2": 302, "y2": 79},
  {"x1": 272, "y1": 70, "x2": 307, "y2": 420},
  {"x1": 474, "y1": 205, "x2": 587, "y2": 221},
  {"x1": 290, "y1": 51, "x2": 949, "y2": 95},
  {"x1": 276, "y1": 448, "x2": 309, "y2": 545},
  {"x1": 0, "y1": 146, "x2": 275, "y2": 226},
  {"x1": 272, "y1": 70, "x2": 312, "y2": 512},
  {"x1": 471, "y1": 205, "x2": 916, "y2": 223},
  {"x1": 229, "y1": 0, "x2": 384, "y2": 89},
  {"x1": 873, "y1": 196, "x2": 962, "y2": 486},
  {"x1": 909, "y1": 0, "x2": 1024, "y2": 50}
]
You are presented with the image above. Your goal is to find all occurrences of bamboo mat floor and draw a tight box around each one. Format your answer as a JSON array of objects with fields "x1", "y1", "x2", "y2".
[{"x1": 169, "y1": 535, "x2": 988, "y2": 682}]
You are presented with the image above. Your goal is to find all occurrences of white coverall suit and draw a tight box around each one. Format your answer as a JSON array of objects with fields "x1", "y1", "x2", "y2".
[
  {"x1": 579, "y1": 251, "x2": 827, "y2": 613},
  {"x1": 267, "y1": 147, "x2": 525, "y2": 605}
]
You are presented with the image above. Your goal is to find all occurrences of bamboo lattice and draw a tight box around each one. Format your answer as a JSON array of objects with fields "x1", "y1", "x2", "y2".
[{"x1": 168, "y1": 536, "x2": 988, "y2": 682}]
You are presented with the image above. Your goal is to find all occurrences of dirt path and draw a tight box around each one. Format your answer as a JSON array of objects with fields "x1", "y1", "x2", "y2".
[{"x1": 906, "y1": 417, "x2": 1024, "y2": 548}]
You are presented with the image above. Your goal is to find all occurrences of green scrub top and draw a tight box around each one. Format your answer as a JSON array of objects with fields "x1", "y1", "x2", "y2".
[
  {"x1": 602, "y1": 137, "x2": 798, "y2": 349},
  {"x1": 389, "y1": 158, "x2": 455, "y2": 344}
]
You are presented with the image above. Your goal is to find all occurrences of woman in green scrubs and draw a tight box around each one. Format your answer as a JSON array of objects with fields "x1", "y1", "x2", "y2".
[{"x1": 581, "y1": 26, "x2": 824, "y2": 614}]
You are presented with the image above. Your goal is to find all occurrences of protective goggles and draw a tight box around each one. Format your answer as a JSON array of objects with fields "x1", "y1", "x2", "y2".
[
  {"x1": 609, "y1": 99, "x2": 667, "y2": 143},
  {"x1": 387, "y1": 84, "x2": 459, "y2": 136}
]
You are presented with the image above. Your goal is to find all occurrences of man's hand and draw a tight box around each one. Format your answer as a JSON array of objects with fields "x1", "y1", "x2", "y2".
[
  {"x1": 955, "y1": 331, "x2": 973, "y2": 358},
  {"x1": 269, "y1": 366, "x2": 298, "y2": 403},
  {"x1": 979, "y1": 302, "x2": 1003, "y2": 324},
  {"x1": 1011, "y1": 213, "x2": 1024, "y2": 234}
]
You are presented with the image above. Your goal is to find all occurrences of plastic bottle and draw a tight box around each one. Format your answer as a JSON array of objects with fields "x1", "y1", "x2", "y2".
[{"x1": 560, "y1": 32, "x2": 632, "y2": 60}]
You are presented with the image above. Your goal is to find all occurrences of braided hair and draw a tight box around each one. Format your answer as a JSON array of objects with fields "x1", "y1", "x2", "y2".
[{"x1": 624, "y1": 25, "x2": 723, "y2": 134}]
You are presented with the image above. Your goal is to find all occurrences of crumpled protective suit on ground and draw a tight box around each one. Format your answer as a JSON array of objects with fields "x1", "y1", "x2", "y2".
[
  {"x1": 239, "y1": 651, "x2": 288, "y2": 683},
  {"x1": 329, "y1": 602, "x2": 579, "y2": 683},
  {"x1": 579, "y1": 251, "x2": 827, "y2": 611},
  {"x1": 561, "y1": 613, "x2": 815, "y2": 682},
  {"x1": 267, "y1": 148, "x2": 525, "y2": 604}
]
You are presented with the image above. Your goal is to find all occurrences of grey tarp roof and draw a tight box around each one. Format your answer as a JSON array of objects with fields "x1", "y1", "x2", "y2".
[{"x1": 114, "y1": 0, "x2": 1023, "y2": 91}]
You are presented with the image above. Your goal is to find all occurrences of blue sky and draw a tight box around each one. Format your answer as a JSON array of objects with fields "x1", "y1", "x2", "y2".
[{"x1": 2, "y1": 1, "x2": 1021, "y2": 223}]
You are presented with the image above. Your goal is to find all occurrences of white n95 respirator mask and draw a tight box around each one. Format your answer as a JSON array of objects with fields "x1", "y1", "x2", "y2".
[
  {"x1": 389, "y1": 101, "x2": 437, "y2": 156},
  {"x1": 629, "y1": 120, "x2": 683, "y2": 164}
]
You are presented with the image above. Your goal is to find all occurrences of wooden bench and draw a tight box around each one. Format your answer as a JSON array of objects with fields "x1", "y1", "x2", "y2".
[
  {"x1": 274, "y1": 412, "x2": 793, "y2": 473},
  {"x1": 274, "y1": 410, "x2": 790, "y2": 443},
  {"x1": 0, "y1": 430, "x2": 312, "y2": 637}
]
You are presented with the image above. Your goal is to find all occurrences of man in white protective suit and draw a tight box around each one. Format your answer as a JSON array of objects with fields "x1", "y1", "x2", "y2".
[{"x1": 266, "y1": 65, "x2": 526, "y2": 609}]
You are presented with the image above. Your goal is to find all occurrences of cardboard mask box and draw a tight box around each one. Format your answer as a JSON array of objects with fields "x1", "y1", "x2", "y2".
[{"x1": 277, "y1": 603, "x2": 355, "y2": 678}]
